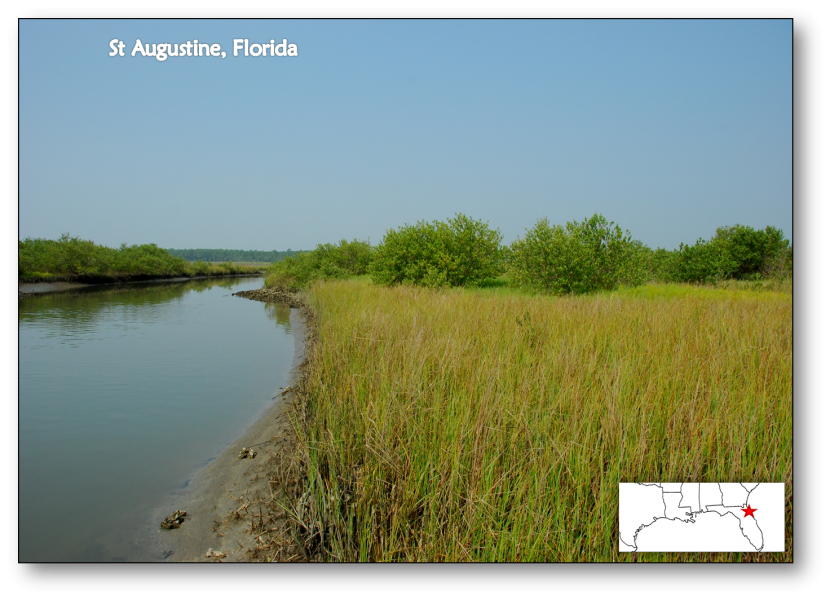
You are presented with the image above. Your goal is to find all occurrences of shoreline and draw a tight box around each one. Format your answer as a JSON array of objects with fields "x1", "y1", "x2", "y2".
[
  {"x1": 101, "y1": 287, "x2": 311, "y2": 563},
  {"x1": 18, "y1": 273, "x2": 264, "y2": 299},
  {"x1": 19, "y1": 279, "x2": 313, "y2": 562}
]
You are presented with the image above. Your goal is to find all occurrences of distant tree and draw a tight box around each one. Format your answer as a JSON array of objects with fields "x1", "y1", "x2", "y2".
[{"x1": 166, "y1": 248, "x2": 303, "y2": 263}]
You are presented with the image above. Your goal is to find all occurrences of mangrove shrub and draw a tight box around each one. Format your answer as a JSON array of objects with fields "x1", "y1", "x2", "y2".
[
  {"x1": 664, "y1": 224, "x2": 791, "y2": 284},
  {"x1": 19, "y1": 234, "x2": 190, "y2": 278},
  {"x1": 265, "y1": 239, "x2": 375, "y2": 289},
  {"x1": 507, "y1": 214, "x2": 646, "y2": 294},
  {"x1": 370, "y1": 214, "x2": 504, "y2": 287}
]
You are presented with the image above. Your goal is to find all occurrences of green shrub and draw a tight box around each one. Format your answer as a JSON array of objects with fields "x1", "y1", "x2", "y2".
[
  {"x1": 671, "y1": 238, "x2": 736, "y2": 284},
  {"x1": 662, "y1": 224, "x2": 791, "y2": 284},
  {"x1": 191, "y1": 260, "x2": 211, "y2": 276},
  {"x1": 265, "y1": 239, "x2": 374, "y2": 289},
  {"x1": 370, "y1": 214, "x2": 504, "y2": 288},
  {"x1": 715, "y1": 224, "x2": 791, "y2": 279},
  {"x1": 316, "y1": 239, "x2": 375, "y2": 276},
  {"x1": 507, "y1": 214, "x2": 644, "y2": 294},
  {"x1": 18, "y1": 234, "x2": 190, "y2": 278},
  {"x1": 646, "y1": 247, "x2": 675, "y2": 282},
  {"x1": 19, "y1": 233, "x2": 105, "y2": 276},
  {"x1": 618, "y1": 239, "x2": 652, "y2": 288},
  {"x1": 114, "y1": 242, "x2": 189, "y2": 275}
]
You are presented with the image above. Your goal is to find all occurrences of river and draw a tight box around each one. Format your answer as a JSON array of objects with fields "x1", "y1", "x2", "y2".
[{"x1": 18, "y1": 277, "x2": 295, "y2": 562}]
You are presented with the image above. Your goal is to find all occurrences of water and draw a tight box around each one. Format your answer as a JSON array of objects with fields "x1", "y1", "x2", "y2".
[{"x1": 18, "y1": 277, "x2": 296, "y2": 562}]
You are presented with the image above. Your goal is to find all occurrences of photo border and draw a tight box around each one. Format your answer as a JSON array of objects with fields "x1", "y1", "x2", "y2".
[{"x1": 7, "y1": 9, "x2": 822, "y2": 591}]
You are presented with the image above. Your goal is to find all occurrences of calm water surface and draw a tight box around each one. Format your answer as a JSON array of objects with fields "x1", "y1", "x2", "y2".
[{"x1": 19, "y1": 277, "x2": 295, "y2": 562}]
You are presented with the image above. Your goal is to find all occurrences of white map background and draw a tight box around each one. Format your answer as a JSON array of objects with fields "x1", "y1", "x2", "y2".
[{"x1": 619, "y1": 483, "x2": 785, "y2": 552}]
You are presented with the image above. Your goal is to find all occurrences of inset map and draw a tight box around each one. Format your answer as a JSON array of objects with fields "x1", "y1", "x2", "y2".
[{"x1": 619, "y1": 483, "x2": 785, "y2": 552}]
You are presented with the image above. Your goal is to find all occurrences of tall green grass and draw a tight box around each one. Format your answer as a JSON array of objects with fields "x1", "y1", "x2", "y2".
[{"x1": 288, "y1": 279, "x2": 791, "y2": 561}]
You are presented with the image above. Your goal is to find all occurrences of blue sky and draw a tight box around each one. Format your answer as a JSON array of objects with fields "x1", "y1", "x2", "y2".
[{"x1": 19, "y1": 18, "x2": 792, "y2": 251}]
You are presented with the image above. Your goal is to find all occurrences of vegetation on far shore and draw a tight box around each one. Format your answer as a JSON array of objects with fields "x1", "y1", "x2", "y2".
[
  {"x1": 166, "y1": 248, "x2": 303, "y2": 263},
  {"x1": 19, "y1": 235, "x2": 266, "y2": 282}
]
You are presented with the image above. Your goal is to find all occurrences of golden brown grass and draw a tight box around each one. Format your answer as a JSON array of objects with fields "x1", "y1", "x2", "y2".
[{"x1": 289, "y1": 279, "x2": 792, "y2": 561}]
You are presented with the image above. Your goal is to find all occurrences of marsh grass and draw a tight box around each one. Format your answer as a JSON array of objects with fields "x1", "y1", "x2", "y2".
[{"x1": 288, "y1": 279, "x2": 791, "y2": 561}]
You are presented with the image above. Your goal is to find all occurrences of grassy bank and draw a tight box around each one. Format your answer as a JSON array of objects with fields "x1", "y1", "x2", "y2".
[
  {"x1": 280, "y1": 279, "x2": 791, "y2": 561},
  {"x1": 19, "y1": 235, "x2": 264, "y2": 282}
]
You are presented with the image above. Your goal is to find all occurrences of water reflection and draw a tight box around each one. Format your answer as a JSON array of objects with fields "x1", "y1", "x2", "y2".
[
  {"x1": 263, "y1": 301, "x2": 292, "y2": 330},
  {"x1": 20, "y1": 277, "x2": 252, "y2": 316},
  {"x1": 18, "y1": 276, "x2": 296, "y2": 562},
  {"x1": 18, "y1": 278, "x2": 266, "y2": 344}
]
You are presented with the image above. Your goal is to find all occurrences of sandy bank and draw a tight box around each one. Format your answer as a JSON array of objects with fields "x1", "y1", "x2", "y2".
[{"x1": 134, "y1": 300, "x2": 308, "y2": 562}]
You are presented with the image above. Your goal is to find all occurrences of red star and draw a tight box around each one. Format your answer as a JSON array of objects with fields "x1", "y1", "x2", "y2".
[{"x1": 742, "y1": 504, "x2": 758, "y2": 518}]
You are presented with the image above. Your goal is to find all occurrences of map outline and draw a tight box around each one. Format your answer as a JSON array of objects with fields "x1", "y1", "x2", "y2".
[{"x1": 619, "y1": 483, "x2": 770, "y2": 552}]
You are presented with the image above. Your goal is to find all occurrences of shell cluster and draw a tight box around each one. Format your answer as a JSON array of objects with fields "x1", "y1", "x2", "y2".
[
  {"x1": 238, "y1": 447, "x2": 258, "y2": 459},
  {"x1": 160, "y1": 510, "x2": 187, "y2": 529}
]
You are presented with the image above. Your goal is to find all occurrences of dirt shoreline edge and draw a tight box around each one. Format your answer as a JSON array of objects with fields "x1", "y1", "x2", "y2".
[
  {"x1": 18, "y1": 273, "x2": 264, "y2": 300},
  {"x1": 137, "y1": 286, "x2": 313, "y2": 562}
]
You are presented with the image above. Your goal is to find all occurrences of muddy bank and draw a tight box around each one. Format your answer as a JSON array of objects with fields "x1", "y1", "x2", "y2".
[
  {"x1": 18, "y1": 273, "x2": 263, "y2": 298},
  {"x1": 19, "y1": 281, "x2": 91, "y2": 295},
  {"x1": 19, "y1": 270, "x2": 265, "y2": 286},
  {"x1": 233, "y1": 286, "x2": 303, "y2": 308},
  {"x1": 133, "y1": 290, "x2": 312, "y2": 562}
]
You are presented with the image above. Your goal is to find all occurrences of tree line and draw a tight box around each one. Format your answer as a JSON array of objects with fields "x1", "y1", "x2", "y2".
[
  {"x1": 166, "y1": 248, "x2": 303, "y2": 263},
  {"x1": 265, "y1": 214, "x2": 792, "y2": 293},
  {"x1": 18, "y1": 235, "x2": 259, "y2": 280},
  {"x1": 20, "y1": 234, "x2": 191, "y2": 277}
]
